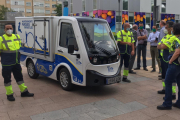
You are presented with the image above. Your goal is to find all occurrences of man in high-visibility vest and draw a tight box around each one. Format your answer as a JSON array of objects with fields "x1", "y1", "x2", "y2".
[
  {"x1": 0, "y1": 24, "x2": 34, "y2": 101},
  {"x1": 157, "y1": 23, "x2": 180, "y2": 110},
  {"x1": 157, "y1": 21, "x2": 176, "y2": 100},
  {"x1": 117, "y1": 23, "x2": 135, "y2": 83}
]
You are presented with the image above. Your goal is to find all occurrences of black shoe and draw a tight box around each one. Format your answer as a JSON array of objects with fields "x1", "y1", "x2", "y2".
[
  {"x1": 129, "y1": 70, "x2": 136, "y2": 74},
  {"x1": 163, "y1": 95, "x2": 176, "y2": 100},
  {"x1": 144, "y1": 68, "x2": 148, "y2": 71},
  {"x1": 158, "y1": 90, "x2": 165, "y2": 94},
  {"x1": 157, "y1": 105, "x2": 172, "y2": 110},
  {"x1": 122, "y1": 78, "x2": 131, "y2": 83},
  {"x1": 159, "y1": 77, "x2": 163, "y2": 80},
  {"x1": 21, "y1": 91, "x2": 34, "y2": 97},
  {"x1": 172, "y1": 103, "x2": 180, "y2": 109},
  {"x1": 7, "y1": 95, "x2": 15, "y2": 101},
  {"x1": 134, "y1": 68, "x2": 140, "y2": 70},
  {"x1": 158, "y1": 75, "x2": 162, "y2": 77},
  {"x1": 151, "y1": 69, "x2": 156, "y2": 72}
]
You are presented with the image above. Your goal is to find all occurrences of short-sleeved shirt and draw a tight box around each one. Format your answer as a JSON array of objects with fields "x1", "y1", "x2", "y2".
[{"x1": 137, "y1": 29, "x2": 148, "y2": 44}]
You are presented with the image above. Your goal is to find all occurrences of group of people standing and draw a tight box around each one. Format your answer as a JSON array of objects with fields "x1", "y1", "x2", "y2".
[{"x1": 117, "y1": 20, "x2": 180, "y2": 110}]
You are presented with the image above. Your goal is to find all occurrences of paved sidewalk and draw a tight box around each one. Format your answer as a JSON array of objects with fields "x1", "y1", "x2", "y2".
[{"x1": 0, "y1": 65, "x2": 179, "y2": 120}]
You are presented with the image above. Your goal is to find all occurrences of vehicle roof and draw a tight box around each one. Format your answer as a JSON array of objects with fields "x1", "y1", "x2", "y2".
[{"x1": 15, "y1": 16, "x2": 107, "y2": 22}]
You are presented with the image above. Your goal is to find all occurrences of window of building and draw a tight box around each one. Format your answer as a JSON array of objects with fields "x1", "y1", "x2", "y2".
[
  {"x1": 129, "y1": 12, "x2": 134, "y2": 28},
  {"x1": 52, "y1": 4, "x2": 56, "y2": 8},
  {"x1": 175, "y1": 15, "x2": 180, "y2": 23},
  {"x1": 93, "y1": 0, "x2": 97, "y2": 10},
  {"x1": 6, "y1": 1, "x2": 10, "y2": 4},
  {"x1": 19, "y1": 8, "x2": 24, "y2": 12},
  {"x1": 26, "y1": 9, "x2": 32, "y2": 13},
  {"x1": 116, "y1": 11, "x2": 121, "y2": 22},
  {"x1": 116, "y1": 11, "x2": 122, "y2": 32},
  {"x1": 123, "y1": 0, "x2": 128, "y2": 10},
  {"x1": 15, "y1": 1, "x2": 18, "y2": 5},
  {"x1": 59, "y1": 23, "x2": 78, "y2": 50},
  {"x1": 71, "y1": 3, "x2": 73, "y2": 13},
  {"x1": 45, "y1": 3, "x2": 50, "y2": 7},
  {"x1": 39, "y1": 3, "x2": 44, "y2": 7},
  {"x1": 26, "y1": 2, "x2": 31, "y2": 6},
  {"x1": 52, "y1": 11, "x2": 57, "y2": 14},
  {"x1": 45, "y1": 0, "x2": 49, "y2": 1},
  {"x1": 12, "y1": 8, "x2": 18, "y2": 12},
  {"x1": 45, "y1": 10, "x2": 50, "y2": 14},
  {"x1": 151, "y1": 0, "x2": 154, "y2": 12},
  {"x1": 52, "y1": 0, "x2": 56, "y2": 1},
  {"x1": 82, "y1": 0, "x2": 85, "y2": 12},
  {"x1": 34, "y1": 9, "x2": 39, "y2": 13},
  {"x1": 146, "y1": 13, "x2": 151, "y2": 32},
  {"x1": 40, "y1": 9, "x2": 44, "y2": 13},
  {"x1": 34, "y1": 2, "x2": 39, "y2": 6},
  {"x1": 162, "y1": 0, "x2": 166, "y2": 13},
  {"x1": 19, "y1": 1, "x2": 24, "y2": 5}
]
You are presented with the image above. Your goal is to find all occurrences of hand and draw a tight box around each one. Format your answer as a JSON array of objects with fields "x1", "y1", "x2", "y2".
[
  {"x1": 155, "y1": 40, "x2": 158, "y2": 43},
  {"x1": 169, "y1": 61, "x2": 172, "y2": 64},
  {"x1": 127, "y1": 43, "x2": 132, "y2": 46},
  {"x1": 131, "y1": 51, "x2": 135, "y2": 56}
]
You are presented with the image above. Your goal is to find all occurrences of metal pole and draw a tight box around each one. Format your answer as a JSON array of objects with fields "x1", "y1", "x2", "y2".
[
  {"x1": 32, "y1": 0, "x2": 34, "y2": 16},
  {"x1": 153, "y1": 0, "x2": 157, "y2": 26},
  {"x1": 118, "y1": 0, "x2": 121, "y2": 31}
]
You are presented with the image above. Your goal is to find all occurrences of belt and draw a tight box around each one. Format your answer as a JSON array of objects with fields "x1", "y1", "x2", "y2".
[{"x1": 151, "y1": 46, "x2": 157, "y2": 47}]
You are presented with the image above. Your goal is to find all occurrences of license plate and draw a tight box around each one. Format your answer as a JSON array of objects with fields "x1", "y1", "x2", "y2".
[{"x1": 106, "y1": 76, "x2": 121, "y2": 85}]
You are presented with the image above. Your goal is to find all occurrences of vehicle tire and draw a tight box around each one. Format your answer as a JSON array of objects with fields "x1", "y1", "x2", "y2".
[
  {"x1": 58, "y1": 68, "x2": 73, "y2": 91},
  {"x1": 27, "y1": 60, "x2": 39, "y2": 79}
]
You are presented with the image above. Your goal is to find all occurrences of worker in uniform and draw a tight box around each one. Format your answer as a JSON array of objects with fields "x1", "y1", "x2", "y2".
[
  {"x1": 157, "y1": 23, "x2": 180, "y2": 110},
  {"x1": 157, "y1": 21, "x2": 176, "y2": 100},
  {"x1": 0, "y1": 24, "x2": 34, "y2": 101},
  {"x1": 117, "y1": 23, "x2": 135, "y2": 83}
]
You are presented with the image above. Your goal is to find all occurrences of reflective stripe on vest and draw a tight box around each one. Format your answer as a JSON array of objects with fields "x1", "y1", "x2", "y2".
[
  {"x1": 121, "y1": 31, "x2": 126, "y2": 41},
  {"x1": 1, "y1": 36, "x2": 10, "y2": 51},
  {"x1": 1, "y1": 34, "x2": 21, "y2": 51}
]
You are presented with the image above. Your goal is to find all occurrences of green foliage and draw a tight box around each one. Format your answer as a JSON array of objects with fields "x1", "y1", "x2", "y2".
[
  {"x1": 54, "y1": 4, "x2": 62, "y2": 16},
  {"x1": 0, "y1": 5, "x2": 13, "y2": 20}
]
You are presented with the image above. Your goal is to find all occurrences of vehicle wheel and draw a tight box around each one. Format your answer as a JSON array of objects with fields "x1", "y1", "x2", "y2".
[
  {"x1": 59, "y1": 68, "x2": 73, "y2": 91},
  {"x1": 27, "y1": 60, "x2": 39, "y2": 79}
]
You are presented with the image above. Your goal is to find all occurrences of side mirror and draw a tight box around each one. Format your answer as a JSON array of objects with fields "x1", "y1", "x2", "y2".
[{"x1": 68, "y1": 45, "x2": 74, "y2": 54}]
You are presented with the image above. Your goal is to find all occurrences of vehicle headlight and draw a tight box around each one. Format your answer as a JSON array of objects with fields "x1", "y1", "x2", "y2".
[
  {"x1": 117, "y1": 55, "x2": 119, "y2": 60},
  {"x1": 93, "y1": 57, "x2": 98, "y2": 63}
]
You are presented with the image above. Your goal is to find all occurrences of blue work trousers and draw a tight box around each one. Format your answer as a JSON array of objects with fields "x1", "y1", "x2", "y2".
[{"x1": 163, "y1": 64, "x2": 180, "y2": 107}]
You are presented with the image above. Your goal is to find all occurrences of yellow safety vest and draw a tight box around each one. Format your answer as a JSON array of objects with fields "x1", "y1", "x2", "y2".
[
  {"x1": 117, "y1": 30, "x2": 135, "y2": 54},
  {"x1": 0, "y1": 34, "x2": 21, "y2": 66}
]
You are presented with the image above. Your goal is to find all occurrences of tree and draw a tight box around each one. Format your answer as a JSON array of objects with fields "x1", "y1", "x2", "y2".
[
  {"x1": 54, "y1": 4, "x2": 62, "y2": 16},
  {"x1": 0, "y1": 5, "x2": 12, "y2": 20}
]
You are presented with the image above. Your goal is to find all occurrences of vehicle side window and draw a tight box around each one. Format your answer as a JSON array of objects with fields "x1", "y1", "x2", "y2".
[{"x1": 59, "y1": 22, "x2": 79, "y2": 51}]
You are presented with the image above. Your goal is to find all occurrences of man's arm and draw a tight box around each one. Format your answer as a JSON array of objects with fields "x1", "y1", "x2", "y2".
[
  {"x1": 119, "y1": 41, "x2": 132, "y2": 46},
  {"x1": 169, "y1": 49, "x2": 180, "y2": 64}
]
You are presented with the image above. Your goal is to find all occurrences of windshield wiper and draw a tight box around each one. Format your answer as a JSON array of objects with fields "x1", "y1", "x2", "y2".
[{"x1": 81, "y1": 23, "x2": 112, "y2": 56}]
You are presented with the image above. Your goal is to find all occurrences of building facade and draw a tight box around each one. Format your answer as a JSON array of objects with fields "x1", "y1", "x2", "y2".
[
  {"x1": 62, "y1": 0, "x2": 180, "y2": 32},
  {"x1": 1, "y1": 0, "x2": 62, "y2": 17}
]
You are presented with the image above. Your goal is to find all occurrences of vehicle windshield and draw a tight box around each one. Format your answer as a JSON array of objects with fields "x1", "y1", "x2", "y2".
[{"x1": 79, "y1": 22, "x2": 118, "y2": 55}]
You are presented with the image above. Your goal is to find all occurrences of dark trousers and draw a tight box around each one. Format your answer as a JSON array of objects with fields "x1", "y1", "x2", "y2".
[
  {"x1": 137, "y1": 45, "x2": 147, "y2": 68},
  {"x1": 129, "y1": 48, "x2": 136, "y2": 71},
  {"x1": 120, "y1": 53, "x2": 130, "y2": 78},
  {"x1": 163, "y1": 64, "x2": 180, "y2": 107},
  {"x1": 161, "y1": 59, "x2": 168, "y2": 79},
  {"x1": 2, "y1": 64, "x2": 23, "y2": 85}
]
